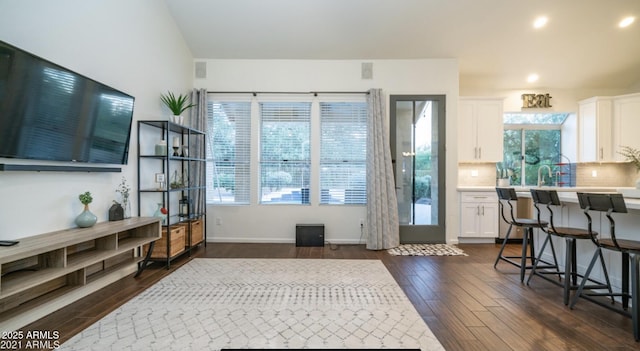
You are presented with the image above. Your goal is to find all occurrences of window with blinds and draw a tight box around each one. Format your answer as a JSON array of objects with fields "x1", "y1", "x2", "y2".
[
  {"x1": 207, "y1": 100, "x2": 251, "y2": 204},
  {"x1": 319, "y1": 102, "x2": 367, "y2": 204},
  {"x1": 260, "y1": 102, "x2": 311, "y2": 204}
]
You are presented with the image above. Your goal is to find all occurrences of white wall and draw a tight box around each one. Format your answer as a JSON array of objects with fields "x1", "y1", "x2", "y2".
[
  {"x1": 195, "y1": 59, "x2": 460, "y2": 244},
  {"x1": 0, "y1": 0, "x2": 193, "y2": 239}
]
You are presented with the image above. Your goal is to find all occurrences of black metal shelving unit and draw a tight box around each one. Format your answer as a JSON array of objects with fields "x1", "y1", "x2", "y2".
[{"x1": 137, "y1": 120, "x2": 207, "y2": 268}]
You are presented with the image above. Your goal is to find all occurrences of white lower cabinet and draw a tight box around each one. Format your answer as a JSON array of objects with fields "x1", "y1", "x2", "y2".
[{"x1": 460, "y1": 192, "x2": 499, "y2": 239}]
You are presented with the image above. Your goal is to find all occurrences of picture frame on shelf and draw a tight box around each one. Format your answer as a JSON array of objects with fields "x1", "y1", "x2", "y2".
[{"x1": 155, "y1": 173, "x2": 166, "y2": 190}]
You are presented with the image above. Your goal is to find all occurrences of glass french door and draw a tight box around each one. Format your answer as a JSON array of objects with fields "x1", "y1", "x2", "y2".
[{"x1": 390, "y1": 95, "x2": 446, "y2": 243}]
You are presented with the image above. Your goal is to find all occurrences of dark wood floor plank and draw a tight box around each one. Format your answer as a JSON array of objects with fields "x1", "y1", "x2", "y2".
[
  {"x1": 467, "y1": 326, "x2": 512, "y2": 351},
  {"x1": 425, "y1": 293, "x2": 485, "y2": 328},
  {"x1": 16, "y1": 242, "x2": 640, "y2": 351},
  {"x1": 486, "y1": 304, "x2": 573, "y2": 351},
  {"x1": 473, "y1": 309, "x2": 536, "y2": 351}
]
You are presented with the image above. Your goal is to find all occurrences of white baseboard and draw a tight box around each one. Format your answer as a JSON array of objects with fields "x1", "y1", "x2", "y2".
[
  {"x1": 457, "y1": 237, "x2": 496, "y2": 244},
  {"x1": 207, "y1": 237, "x2": 365, "y2": 245}
]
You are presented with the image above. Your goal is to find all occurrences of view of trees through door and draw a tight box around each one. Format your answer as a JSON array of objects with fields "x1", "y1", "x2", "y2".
[{"x1": 390, "y1": 95, "x2": 446, "y2": 244}]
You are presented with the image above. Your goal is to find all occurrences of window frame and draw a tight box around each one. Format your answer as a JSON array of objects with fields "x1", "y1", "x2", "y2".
[
  {"x1": 205, "y1": 93, "x2": 369, "y2": 206},
  {"x1": 206, "y1": 96, "x2": 252, "y2": 205},
  {"x1": 319, "y1": 100, "x2": 367, "y2": 205},
  {"x1": 503, "y1": 117, "x2": 565, "y2": 187},
  {"x1": 259, "y1": 99, "x2": 312, "y2": 205}
]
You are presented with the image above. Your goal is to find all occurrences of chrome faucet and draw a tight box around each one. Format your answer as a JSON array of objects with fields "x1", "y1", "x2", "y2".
[{"x1": 537, "y1": 165, "x2": 552, "y2": 187}]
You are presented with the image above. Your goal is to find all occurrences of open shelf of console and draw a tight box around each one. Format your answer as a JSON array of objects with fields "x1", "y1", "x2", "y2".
[{"x1": 0, "y1": 217, "x2": 161, "y2": 331}]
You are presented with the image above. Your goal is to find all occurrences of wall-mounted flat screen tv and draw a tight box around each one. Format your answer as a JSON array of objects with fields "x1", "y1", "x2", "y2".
[{"x1": 0, "y1": 40, "x2": 134, "y2": 165}]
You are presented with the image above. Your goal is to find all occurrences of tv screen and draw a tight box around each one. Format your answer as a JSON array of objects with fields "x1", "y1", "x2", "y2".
[{"x1": 0, "y1": 40, "x2": 134, "y2": 165}]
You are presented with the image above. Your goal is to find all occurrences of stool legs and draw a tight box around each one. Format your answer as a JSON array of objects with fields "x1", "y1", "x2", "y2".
[
  {"x1": 520, "y1": 227, "x2": 530, "y2": 282},
  {"x1": 623, "y1": 252, "x2": 630, "y2": 309},
  {"x1": 563, "y1": 238, "x2": 574, "y2": 305},
  {"x1": 494, "y1": 224, "x2": 513, "y2": 269},
  {"x1": 527, "y1": 233, "x2": 562, "y2": 288},
  {"x1": 570, "y1": 247, "x2": 614, "y2": 309},
  {"x1": 631, "y1": 253, "x2": 640, "y2": 341},
  {"x1": 496, "y1": 225, "x2": 559, "y2": 283},
  {"x1": 521, "y1": 227, "x2": 542, "y2": 282}
]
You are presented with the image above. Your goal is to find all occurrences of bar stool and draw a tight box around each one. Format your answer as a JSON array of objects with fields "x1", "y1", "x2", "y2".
[
  {"x1": 527, "y1": 189, "x2": 612, "y2": 305},
  {"x1": 571, "y1": 192, "x2": 640, "y2": 341},
  {"x1": 494, "y1": 187, "x2": 559, "y2": 283}
]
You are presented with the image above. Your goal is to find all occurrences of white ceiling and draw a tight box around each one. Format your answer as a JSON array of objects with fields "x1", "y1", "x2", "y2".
[{"x1": 164, "y1": 0, "x2": 640, "y2": 91}]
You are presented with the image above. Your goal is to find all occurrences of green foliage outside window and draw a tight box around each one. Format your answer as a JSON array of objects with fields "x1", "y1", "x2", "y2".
[{"x1": 503, "y1": 113, "x2": 567, "y2": 186}]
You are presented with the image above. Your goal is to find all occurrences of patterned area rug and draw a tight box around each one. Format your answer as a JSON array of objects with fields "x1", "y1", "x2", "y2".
[
  {"x1": 60, "y1": 258, "x2": 444, "y2": 351},
  {"x1": 387, "y1": 244, "x2": 468, "y2": 256}
]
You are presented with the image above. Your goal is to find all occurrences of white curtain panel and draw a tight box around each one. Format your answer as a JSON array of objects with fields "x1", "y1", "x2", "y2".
[
  {"x1": 189, "y1": 88, "x2": 208, "y2": 215},
  {"x1": 366, "y1": 89, "x2": 400, "y2": 250}
]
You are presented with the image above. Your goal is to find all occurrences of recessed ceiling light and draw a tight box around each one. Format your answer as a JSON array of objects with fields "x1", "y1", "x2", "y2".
[
  {"x1": 527, "y1": 74, "x2": 539, "y2": 83},
  {"x1": 619, "y1": 16, "x2": 635, "y2": 28},
  {"x1": 533, "y1": 16, "x2": 548, "y2": 29}
]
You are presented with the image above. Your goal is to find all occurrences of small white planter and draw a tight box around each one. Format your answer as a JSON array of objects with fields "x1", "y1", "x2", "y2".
[{"x1": 171, "y1": 115, "x2": 182, "y2": 124}]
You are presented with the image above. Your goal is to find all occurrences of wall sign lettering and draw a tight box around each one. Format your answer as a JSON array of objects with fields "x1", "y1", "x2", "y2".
[{"x1": 521, "y1": 93, "x2": 552, "y2": 108}]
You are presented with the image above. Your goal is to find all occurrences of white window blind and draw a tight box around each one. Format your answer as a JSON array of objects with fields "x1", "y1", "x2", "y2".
[
  {"x1": 206, "y1": 100, "x2": 251, "y2": 204},
  {"x1": 260, "y1": 102, "x2": 311, "y2": 204},
  {"x1": 320, "y1": 102, "x2": 367, "y2": 204}
]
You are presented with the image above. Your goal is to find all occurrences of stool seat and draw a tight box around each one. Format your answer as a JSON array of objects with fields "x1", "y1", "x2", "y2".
[
  {"x1": 513, "y1": 218, "x2": 547, "y2": 227},
  {"x1": 598, "y1": 238, "x2": 640, "y2": 252},
  {"x1": 548, "y1": 227, "x2": 594, "y2": 238}
]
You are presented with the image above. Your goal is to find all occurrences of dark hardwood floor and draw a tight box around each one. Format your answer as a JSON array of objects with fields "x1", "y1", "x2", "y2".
[{"x1": 20, "y1": 243, "x2": 640, "y2": 350}]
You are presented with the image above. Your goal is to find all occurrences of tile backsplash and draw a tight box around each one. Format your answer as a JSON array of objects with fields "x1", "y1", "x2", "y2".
[
  {"x1": 575, "y1": 162, "x2": 636, "y2": 187},
  {"x1": 458, "y1": 163, "x2": 503, "y2": 186},
  {"x1": 458, "y1": 162, "x2": 637, "y2": 187}
]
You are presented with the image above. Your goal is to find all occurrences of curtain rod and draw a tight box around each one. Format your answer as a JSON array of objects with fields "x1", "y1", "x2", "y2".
[{"x1": 207, "y1": 91, "x2": 369, "y2": 96}]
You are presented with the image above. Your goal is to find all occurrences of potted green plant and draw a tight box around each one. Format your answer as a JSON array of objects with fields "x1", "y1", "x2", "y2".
[
  {"x1": 160, "y1": 91, "x2": 195, "y2": 125},
  {"x1": 76, "y1": 191, "x2": 97, "y2": 228},
  {"x1": 618, "y1": 145, "x2": 640, "y2": 188},
  {"x1": 79, "y1": 191, "x2": 93, "y2": 205}
]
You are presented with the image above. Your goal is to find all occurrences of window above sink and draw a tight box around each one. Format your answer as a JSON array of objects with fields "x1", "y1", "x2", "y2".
[{"x1": 502, "y1": 112, "x2": 576, "y2": 187}]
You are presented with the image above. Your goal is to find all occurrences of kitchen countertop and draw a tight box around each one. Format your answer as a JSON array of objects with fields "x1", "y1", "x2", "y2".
[
  {"x1": 457, "y1": 186, "x2": 630, "y2": 192},
  {"x1": 457, "y1": 186, "x2": 640, "y2": 210}
]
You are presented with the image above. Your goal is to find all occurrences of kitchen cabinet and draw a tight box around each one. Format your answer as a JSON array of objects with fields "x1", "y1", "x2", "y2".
[
  {"x1": 458, "y1": 98, "x2": 504, "y2": 162},
  {"x1": 460, "y1": 191, "x2": 499, "y2": 238},
  {"x1": 578, "y1": 96, "x2": 613, "y2": 162},
  {"x1": 613, "y1": 93, "x2": 640, "y2": 159}
]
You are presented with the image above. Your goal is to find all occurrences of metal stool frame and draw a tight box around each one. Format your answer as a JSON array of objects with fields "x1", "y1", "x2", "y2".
[
  {"x1": 494, "y1": 187, "x2": 559, "y2": 283},
  {"x1": 527, "y1": 189, "x2": 611, "y2": 306},
  {"x1": 571, "y1": 192, "x2": 640, "y2": 341}
]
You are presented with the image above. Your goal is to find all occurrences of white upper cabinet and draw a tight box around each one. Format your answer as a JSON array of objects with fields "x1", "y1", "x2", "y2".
[
  {"x1": 458, "y1": 98, "x2": 504, "y2": 162},
  {"x1": 578, "y1": 96, "x2": 613, "y2": 162},
  {"x1": 613, "y1": 93, "x2": 640, "y2": 160},
  {"x1": 578, "y1": 93, "x2": 640, "y2": 162}
]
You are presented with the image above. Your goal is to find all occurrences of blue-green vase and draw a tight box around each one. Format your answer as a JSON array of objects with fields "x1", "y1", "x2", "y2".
[{"x1": 76, "y1": 204, "x2": 97, "y2": 228}]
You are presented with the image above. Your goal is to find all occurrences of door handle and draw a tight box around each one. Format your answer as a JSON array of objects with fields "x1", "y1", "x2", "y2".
[{"x1": 478, "y1": 147, "x2": 482, "y2": 159}]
